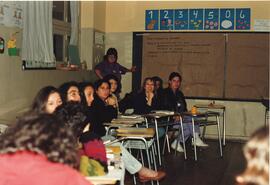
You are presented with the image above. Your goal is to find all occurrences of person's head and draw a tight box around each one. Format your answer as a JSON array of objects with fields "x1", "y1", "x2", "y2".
[
  {"x1": 0, "y1": 114, "x2": 79, "y2": 169},
  {"x1": 31, "y1": 86, "x2": 62, "y2": 114},
  {"x1": 236, "y1": 126, "x2": 269, "y2": 185},
  {"x1": 79, "y1": 82, "x2": 95, "y2": 107},
  {"x1": 142, "y1": 77, "x2": 155, "y2": 94},
  {"x1": 105, "y1": 48, "x2": 118, "y2": 63},
  {"x1": 168, "y1": 72, "x2": 182, "y2": 91},
  {"x1": 94, "y1": 79, "x2": 111, "y2": 101},
  {"x1": 59, "y1": 81, "x2": 81, "y2": 103},
  {"x1": 152, "y1": 76, "x2": 163, "y2": 90},
  {"x1": 55, "y1": 102, "x2": 88, "y2": 139},
  {"x1": 104, "y1": 74, "x2": 120, "y2": 95}
]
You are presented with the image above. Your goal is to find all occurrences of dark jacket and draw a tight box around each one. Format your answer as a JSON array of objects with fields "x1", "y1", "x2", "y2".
[
  {"x1": 161, "y1": 87, "x2": 187, "y2": 113},
  {"x1": 133, "y1": 91, "x2": 161, "y2": 115},
  {"x1": 88, "y1": 96, "x2": 117, "y2": 137}
]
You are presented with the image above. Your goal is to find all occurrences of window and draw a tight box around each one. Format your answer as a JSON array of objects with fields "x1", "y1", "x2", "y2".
[{"x1": 53, "y1": 1, "x2": 71, "y2": 63}]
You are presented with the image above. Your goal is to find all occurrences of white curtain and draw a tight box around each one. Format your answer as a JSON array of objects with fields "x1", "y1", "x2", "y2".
[
  {"x1": 70, "y1": 1, "x2": 79, "y2": 46},
  {"x1": 21, "y1": 1, "x2": 55, "y2": 68}
]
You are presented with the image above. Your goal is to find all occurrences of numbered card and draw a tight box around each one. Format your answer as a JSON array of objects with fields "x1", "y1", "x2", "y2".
[
  {"x1": 145, "y1": 10, "x2": 159, "y2": 30},
  {"x1": 204, "y1": 9, "x2": 219, "y2": 30},
  {"x1": 220, "y1": 9, "x2": 235, "y2": 30},
  {"x1": 236, "y1": 8, "x2": 250, "y2": 30},
  {"x1": 174, "y1": 9, "x2": 189, "y2": 30},
  {"x1": 160, "y1": 9, "x2": 174, "y2": 30},
  {"x1": 189, "y1": 9, "x2": 203, "y2": 30}
]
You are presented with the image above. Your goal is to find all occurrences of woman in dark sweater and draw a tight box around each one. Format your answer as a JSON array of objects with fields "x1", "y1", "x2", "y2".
[
  {"x1": 87, "y1": 79, "x2": 117, "y2": 137},
  {"x1": 134, "y1": 77, "x2": 161, "y2": 114}
]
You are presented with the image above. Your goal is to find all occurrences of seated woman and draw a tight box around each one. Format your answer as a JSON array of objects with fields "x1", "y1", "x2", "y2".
[
  {"x1": 59, "y1": 81, "x2": 81, "y2": 103},
  {"x1": 133, "y1": 77, "x2": 165, "y2": 138},
  {"x1": 0, "y1": 114, "x2": 92, "y2": 185},
  {"x1": 134, "y1": 77, "x2": 161, "y2": 114},
  {"x1": 152, "y1": 76, "x2": 164, "y2": 100},
  {"x1": 104, "y1": 74, "x2": 121, "y2": 101},
  {"x1": 79, "y1": 81, "x2": 166, "y2": 183},
  {"x1": 31, "y1": 86, "x2": 62, "y2": 114}
]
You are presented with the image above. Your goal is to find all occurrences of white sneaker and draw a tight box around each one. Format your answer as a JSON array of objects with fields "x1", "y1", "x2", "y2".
[
  {"x1": 171, "y1": 140, "x2": 184, "y2": 152},
  {"x1": 192, "y1": 135, "x2": 208, "y2": 147}
]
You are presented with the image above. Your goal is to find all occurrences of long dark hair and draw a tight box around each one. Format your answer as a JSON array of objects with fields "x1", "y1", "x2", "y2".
[
  {"x1": 0, "y1": 113, "x2": 79, "y2": 169},
  {"x1": 55, "y1": 101, "x2": 88, "y2": 138},
  {"x1": 79, "y1": 82, "x2": 94, "y2": 107},
  {"x1": 31, "y1": 86, "x2": 60, "y2": 114},
  {"x1": 104, "y1": 74, "x2": 120, "y2": 96}
]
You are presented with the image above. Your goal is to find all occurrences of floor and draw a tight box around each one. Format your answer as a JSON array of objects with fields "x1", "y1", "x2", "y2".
[{"x1": 125, "y1": 139, "x2": 246, "y2": 185}]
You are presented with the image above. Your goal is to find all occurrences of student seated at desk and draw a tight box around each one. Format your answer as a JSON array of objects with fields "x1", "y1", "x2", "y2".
[
  {"x1": 30, "y1": 86, "x2": 63, "y2": 114},
  {"x1": 161, "y1": 72, "x2": 208, "y2": 152},
  {"x1": 79, "y1": 80, "x2": 166, "y2": 183},
  {"x1": 0, "y1": 114, "x2": 92, "y2": 185},
  {"x1": 133, "y1": 77, "x2": 165, "y2": 138},
  {"x1": 152, "y1": 76, "x2": 164, "y2": 100}
]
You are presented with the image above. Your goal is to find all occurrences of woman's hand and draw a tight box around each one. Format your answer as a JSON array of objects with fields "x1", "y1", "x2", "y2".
[
  {"x1": 146, "y1": 92, "x2": 154, "y2": 106},
  {"x1": 106, "y1": 96, "x2": 117, "y2": 108}
]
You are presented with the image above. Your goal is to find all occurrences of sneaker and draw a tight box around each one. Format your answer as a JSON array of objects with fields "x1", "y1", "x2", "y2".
[
  {"x1": 171, "y1": 140, "x2": 184, "y2": 152},
  {"x1": 192, "y1": 137, "x2": 208, "y2": 147}
]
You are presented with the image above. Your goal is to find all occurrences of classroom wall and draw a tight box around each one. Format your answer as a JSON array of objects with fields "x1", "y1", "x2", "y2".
[
  {"x1": 0, "y1": 16, "x2": 96, "y2": 125},
  {"x1": 103, "y1": 1, "x2": 269, "y2": 139}
]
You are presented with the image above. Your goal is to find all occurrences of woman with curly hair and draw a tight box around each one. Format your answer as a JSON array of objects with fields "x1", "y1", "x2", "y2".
[
  {"x1": 236, "y1": 126, "x2": 269, "y2": 185},
  {"x1": 0, "y1": 114, "x2": 92, "y2": 185}
]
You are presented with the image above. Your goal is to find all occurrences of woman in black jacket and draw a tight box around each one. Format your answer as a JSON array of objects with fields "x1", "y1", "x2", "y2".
[{"x1": 134, "y1": 77, "x2": 161, "y2": 114}]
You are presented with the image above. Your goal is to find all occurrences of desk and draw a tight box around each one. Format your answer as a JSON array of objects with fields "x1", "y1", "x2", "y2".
[
  {"x1": 105, "y1": 116, "x2": 144, "y2": 135},
  {"x1": 181, "y1": 111, "x2": 223, "y2": 161},
  {"x1": 143, "y1": 111, "x2": 176, "y2": 166},
  {"x1": 116, "y1": 127, "x2": 156, "y2": 184},
  {"x1": 194, "y1": 104, "x2": 226, "y2": 146}
]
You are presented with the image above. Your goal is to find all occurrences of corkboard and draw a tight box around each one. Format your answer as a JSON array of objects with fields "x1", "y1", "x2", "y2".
[
  {"x1": 142, "y1": 33, "x2": 225, "y2": 98},
  {"x1": 225, "y1": 33, "x2": 269, "y2": 99}
]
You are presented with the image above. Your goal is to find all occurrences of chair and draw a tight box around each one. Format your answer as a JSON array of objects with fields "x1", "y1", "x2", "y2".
[{"x1": 116, "y1": 128, "x2": 158, "y2": 185}]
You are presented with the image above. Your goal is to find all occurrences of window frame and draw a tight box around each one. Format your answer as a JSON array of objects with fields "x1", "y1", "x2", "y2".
[{"x1": 53, "y1": 1, "x2": 71, "y2": 64}]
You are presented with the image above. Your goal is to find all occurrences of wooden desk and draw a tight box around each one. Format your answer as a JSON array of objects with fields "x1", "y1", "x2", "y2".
[
  {"x1": 194, "y1": 104, "x2": 226, "y2": 146},
  {"x1": 116, "y1": 128, "x2": 155, "y2": 138}
]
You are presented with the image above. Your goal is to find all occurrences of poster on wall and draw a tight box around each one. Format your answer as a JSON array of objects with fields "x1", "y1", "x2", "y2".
[
  {"x1": 204, "y1": 9, "x2": 219, "y2": 30},
  {"x1": 174, "y1": 9, "x2": 189, "y2": 30},
  {"x1": 220, "y1": 9, "x2": 234, "y2": 30},
  {"x1": 0, "y1": 1, "x2": 22, "y2": 28},
  {"x1": 189, "y1": 9, "x2": 204, "y2": 30},
  {"x1": 145, "y1": 8, "x2": 251, "y2": 31},
  {"x1": 160, "y1": 9, "x2": 174, "y2": 30},
  {"x1": 236, "y1": 8, "x2": 250, "y2": 30},
  {"x1": 145, "y1": 10, "x2": 159, "y2": 30}
]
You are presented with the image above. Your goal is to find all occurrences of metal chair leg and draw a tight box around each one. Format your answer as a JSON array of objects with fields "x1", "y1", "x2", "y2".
[{"x1": 216, "y1": 115, "x2": 223, "y2": 157}]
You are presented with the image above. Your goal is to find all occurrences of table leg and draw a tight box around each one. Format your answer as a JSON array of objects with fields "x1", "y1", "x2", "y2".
[
  {"x1": 223, "y1": 109, "x2": 226, "y2": 146},
  {"x1": 192, "y1": 118, "x2": 197, "y2": 161},
  {"x1": 154, "y1": 118, "x2": 162, "y2": 166},
  {"x1": 216, "y1": 115, "x2": 223, "y2": 157}
]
